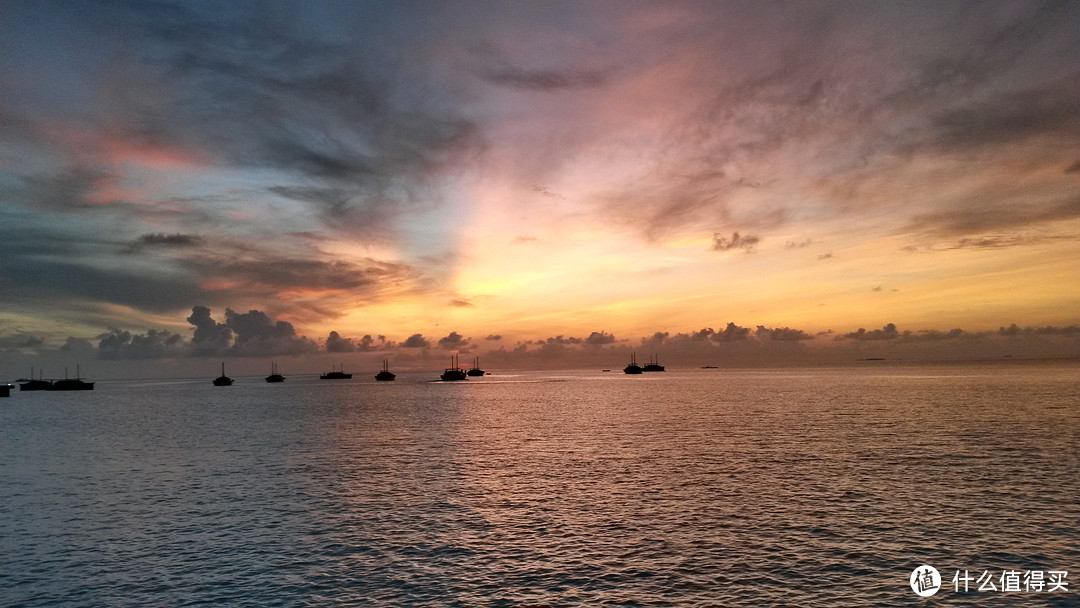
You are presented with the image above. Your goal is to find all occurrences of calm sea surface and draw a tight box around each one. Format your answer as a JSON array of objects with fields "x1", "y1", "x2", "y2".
[{"x1": 2, "y1": 362, "x2": 1077, "y2": 607}]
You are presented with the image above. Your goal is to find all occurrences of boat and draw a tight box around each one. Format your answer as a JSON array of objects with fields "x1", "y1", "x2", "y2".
[
  {"x1": 0, "y1": 383, "x2": 12, "y2": 398},
  {"x1": 440, "y1": 355, "x2": 467, "y2": 381},
  {"x1": 265, "y1": 362, "x2": 285, "y2": 383},
  {"x1": 642, "y1": 354, "x2": 665, "y2": 372},
  {"x1": 466, "y1": 357, "x2": 485, "y2": 377},
  {"x1": 701, "y1": 365, "x2": 718, "y2": 369},
  {"x1": 375, "y1": 359, "x2": 396, "y2": 381},
  {"x1": 213, "y1": 362, "x2": 233, "y2": 386},
  {"x1": 51, "y1": 365, "x2": 95, "y2": 391},
  {"x1": 623, "y1": 352, "x2": 643, "y2": 374},
  {"x1": 320, "y1": 364, "x2": 352, "y2": 379},
  {"x1": 19, "y1": 367, "x2": 52, "y2": 391}
]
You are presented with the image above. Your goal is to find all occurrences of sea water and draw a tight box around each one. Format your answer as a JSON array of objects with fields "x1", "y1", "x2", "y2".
[{"x1": 2, "y1": 362, "x2": 1077, "y2": 606}]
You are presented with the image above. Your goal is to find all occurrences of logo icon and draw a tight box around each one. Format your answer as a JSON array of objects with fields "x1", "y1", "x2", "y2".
[{"x1": 910, "y1": 565, "x2": 941, "y2": 597}]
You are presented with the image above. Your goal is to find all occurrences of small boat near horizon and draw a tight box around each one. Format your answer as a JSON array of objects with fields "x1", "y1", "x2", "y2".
[
  {"x1": 265, "y1": 362, "x2": 285, "y2": 383},
  {"x1": 440, "y1": 355, "x2": 467, "y2": 381},
  {"x1": 375, "y1": 359, "x2": 396, "y2": 381},
  {"x1": 19, "y1": 367, "x2": 53, "y2": 391},
  {"x1": 320, "y1": 364, "x2": 352, "y2": 380},
  {"x1": 642, "y1": 354, "x2": 665, "y2": 372},
  {"x1": 51, "y1": 365, "x2": 95, "y2": 391},
  {"x1": 0, "y1": 383, "x2": 12, "y2": 397},
  {"x1": 213, "y1": 362, "x2": 233, "y2": 386},
  {"x1": 624, "y1": 352, "x2": 643, "y2": 374},
  {"x1": 466, "y1": 357, "x2": 485, "y2": 377}
]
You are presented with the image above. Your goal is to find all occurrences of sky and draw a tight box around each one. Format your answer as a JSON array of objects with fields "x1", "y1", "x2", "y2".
[{"x1": 1, "y1": 0, "x2": 1078, "y2": 377}]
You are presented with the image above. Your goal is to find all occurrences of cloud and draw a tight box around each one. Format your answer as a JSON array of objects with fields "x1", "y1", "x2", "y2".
[
  {"x1": 485, "y1": 334, "x2": 502, "y2": 341},
  {"x1": 584, "y1": 331, "x2": 616, "y2": 345},
  {"x1": 402, "y1": 333, "x2": 431, "y2": 348},
  {"x1": 437, "y1": 331, "x2": 471, "y2": 351},
  {"x1": 449, "y1": 299, "x2": 474, "y2": 308},
  {"x1": 711, "y1": 232, "x2": 760, "y2": 253},
  {"x1": 123, "y1": 232, "x2": 205, "y2": 253},
  {"x1": 482, "y1": 67, "x2": 608, "y2": 91},
  {"x1": 842, "y1": 323, "x2": 900, "y2": 341},
  {"x1": 755, "y1": 326, "x2": 813, "y2": 341},
  {"x1": 325, "y1": 330, "x2": 356, "y2": 352},
  {"x1": 223, "y1": 308, "x2": 318, "y2": 356},
  {"x1": 187, "y1": 306, "x2": 233, "y2": 354},
  {"x1": 97, "y1": 328, "x2": 187, "y2": 359}
]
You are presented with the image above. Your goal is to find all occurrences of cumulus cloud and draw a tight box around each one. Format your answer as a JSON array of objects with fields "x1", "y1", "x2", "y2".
[
  {"x1": 437, "y1": 331, "x2": 471, "y2": 351},
  {"x1": 842, "y1": 323, "x2": 901, "y2": 341},
  {"x1": 98, "y1": 328, "x2": 188, "y2": 359},
  {"x1": 402, "y1": 333, "x2": 431, "y2": 348},
  {"x1": 584, "y1": 331, "x2": 616, "y2": 345}
]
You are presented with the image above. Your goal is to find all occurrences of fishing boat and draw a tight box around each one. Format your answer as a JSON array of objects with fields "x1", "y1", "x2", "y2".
[
  {"x1": 320, "y1": 364, "x2": 352, "y2": 379},
  {"x1": 466, "y1": 357, "x2": 485, "y2": 377},
  {"x1": 0, "y1": 383, "x2": 11, "y2": 398},
  {"x1": 375, "y1": 359, "x2": 396, "y2": 381},
  {"x1": 642, "y1": 354, "x2": 665, "y2": 372},
  {"x1": 51, "y1": 365, "x2": 95, "y2": 390},
  {"x1": 440, "y1": 355, "x2": 467, "y2": 381},
  {"x1": 19, "y1": 367, "x2": 52, "y2": 391},
  {"x1": 265, "y1": 362, "x2": 285, "y2": 383},
  {"x1": 623, "y1": 352, "x2": 643, "y2": 374},
  {"x1": 213, "y1": 362, "x2": 233, "y2": 386}
]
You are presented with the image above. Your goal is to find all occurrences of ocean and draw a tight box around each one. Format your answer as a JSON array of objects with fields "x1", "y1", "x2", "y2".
[{"x1": 2, "y1": 362, "x2": 1077, "y2": 606}]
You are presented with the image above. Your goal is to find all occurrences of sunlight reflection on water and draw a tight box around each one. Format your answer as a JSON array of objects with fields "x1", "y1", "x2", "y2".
[{"x1": 2, "y1": 363, "x2": 1077, "y2": 606}]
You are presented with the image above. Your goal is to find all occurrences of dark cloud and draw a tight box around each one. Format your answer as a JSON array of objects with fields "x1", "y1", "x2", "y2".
[
  {"x1": 96, "y1": 306, "x2": 316, "y2": 359},
  {"x1": 186, "y1": 306, "x2": 234, "y2": 354},
  {"x1": 124, "y1": 232, "x2": 205, "y2": 253},
  {"x1": 485, "y1": 334, "x2": 502, "y2": 341},
  {"x1": 449, "y1": 299, "x2": 474, "y2": 308},
  {"x1": 711, "y1": 232, "x2": 760, "y2": 253},
  {"x1": 842, "y1": 323, "x2": 900, "y2": 341},
  {"x1": 904, "y1": 195, "x2": 1080, "y2": 238},
  {"x1": 325, "y1": 330, "x2": 356, "y2": 353},
  {"x1": 584, "y1": 331, "x2": 616, "y2": 346},
  {"x1": 715, "y1": 322, "x2": 752, "y2": 342},
  {"x1": 998, "y1": 323, "x2": 1080, "y2": 336},
  {"x1": 755, "y1": 326, "x2": 813, "y2": 341},
  {"x1": 785, "y1": 239, "x2": 813, "y2": 249},
  {"x1": 482, "y1": 67, "x2": 608, "y2": 91},
  {"x1": 402, "y1": 333, "x2": 430, "y2": 349},
  {"x1": 437, "y1": 331, "x2": 470, "y2": 351},
  {"x1": 223, "y1": 309, "x2": 318, "y2": 356},
  {"x1": 97, "y1": 328, "x2": 187, "y2": 359}
]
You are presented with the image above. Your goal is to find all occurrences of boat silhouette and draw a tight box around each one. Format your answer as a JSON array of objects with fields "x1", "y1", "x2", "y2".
[
  {"x1": 265, "y1": 362, "x2": 285, "y2": 383},
  {"x1": 466, "y1": 357, "x2": 485, "y2": 377},
  {"x1": 19, "y1": 367, "x2": 52, "y2": 391},
  {"x1": 642, "y1": 354, "x2": 665, "y2": 372},
  {"x1": 623, "y1": 352, "x2": 643, "y2": 374},
  {"x1": 440, "y1": 355, "x2": 467, "y2": 381},
  {"x1": 213, "y1": 362, "x2": 234, "y2": 386},
  {"x1": 320, "y1": 364, "x2": 352, "y2": 379},
  {"x1": 375, "y1": 359, "x2": 396, "y2": 381},
  {"x1": 51, "y1": 365, "x2": 95, "y2": 390},
  {"x1": 0, "y1": 383, "x2": 12, "y2": 398}
]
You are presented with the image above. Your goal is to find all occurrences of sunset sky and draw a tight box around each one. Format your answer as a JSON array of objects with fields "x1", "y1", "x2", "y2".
[{"x1": 1, "y1": 1, "x2": 1078, "y2": 374}]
